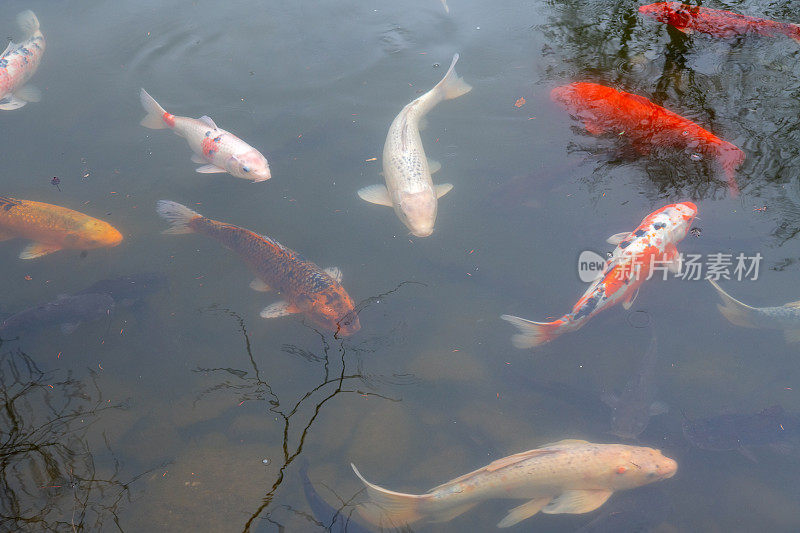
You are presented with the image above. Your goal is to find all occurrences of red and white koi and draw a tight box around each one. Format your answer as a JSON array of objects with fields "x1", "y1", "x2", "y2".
[
  {"x1": 502, "y1": 202, "x2": 697, "y2": 348},
  {"x1": 0, "y1": 11, "x2": 44, "y2": 110},
  {"x1": 139, "y1": 88, "x2": 271, "y2": 182}
]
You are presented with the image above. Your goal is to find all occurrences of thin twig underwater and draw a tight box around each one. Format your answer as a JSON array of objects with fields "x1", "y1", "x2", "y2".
[{"x1": 194, "y1": 282, "x2": 424, "y2": 531}]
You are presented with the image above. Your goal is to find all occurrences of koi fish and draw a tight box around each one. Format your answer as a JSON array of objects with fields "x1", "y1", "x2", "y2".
[
  {"x1": 0, "y1": 293, "x2": 114, "y2": 338},
  {"x1": 357, "y1": 54, "x2": 471, "y2": 237},
  {"x1": 0, "y1": 11, "x2": 44, "y2": 110},
  {"x1": 502, "y1": 202, "x2": 697, "y2": 348},
  {"x1": 156, "y1": 201, "x2": 360, "y2": 335},
  {"x1": 708, "y1": 279, "x2": 800, "y2": 343},
  {"x1": 639, "y1": 2, "x2": 800, "y2": 42},
  {"x1": 139, "y1": 88, "x2": 270, "y2": 182},
  {"x1": 550, "y1": 82, "x2": 744, "y2": 195},
  {"x1": 0, "y1": 196, "x2": 123, "y2": 259},
  {"x1": 683, "y1": 405, "x2": 800, "y2": 460},
  {"x1": 299, "y1": 461, "x2": 373, "y2": 533},
  {"x1": 601, "y1": 329, "x2": 668, "y2": 440},
  {"x1": 351, "y1": 439, "x2": 677, "y2": 528},
  {"x1": 75, "y1": 273, "x2": 167, "y2": 305}
]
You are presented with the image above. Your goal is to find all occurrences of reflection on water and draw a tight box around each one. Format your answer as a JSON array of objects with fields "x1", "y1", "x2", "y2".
[{"x1": 1, "y1": 0, "x2": 800, "y2": 531}]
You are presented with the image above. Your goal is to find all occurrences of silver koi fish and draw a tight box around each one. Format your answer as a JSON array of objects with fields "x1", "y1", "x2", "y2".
[{"x1": 709, "y1": 279, "x2": 800, "y2": 343}]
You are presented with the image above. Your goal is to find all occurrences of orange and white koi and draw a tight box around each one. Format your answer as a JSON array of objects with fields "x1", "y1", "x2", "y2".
[
  {"x1": 639, "y1": 2, "x2": 800, "y2": 42},
  {"x1": 0, "y1": 196, "x2": 123, "y2": 259},
  {"x1": 140, "y1": 89, "x2": 271, "y2": 182},
  {"x1": 0, "y1": 11, "x2": 44, "y2": 110},
  {"x1": 352, "y1": 439, "x2": 677, "y2": 528},
  {"x1": 502, "y1": 202, "x2": 697, "y2": 348},
  {"x1": 156, "y1": 201, "x2": 360, "y2": 335}
]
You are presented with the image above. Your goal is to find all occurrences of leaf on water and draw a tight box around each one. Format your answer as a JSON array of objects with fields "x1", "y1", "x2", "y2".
[{"x1": 514, "y1": 97, "x2": 526, "y2": 108}]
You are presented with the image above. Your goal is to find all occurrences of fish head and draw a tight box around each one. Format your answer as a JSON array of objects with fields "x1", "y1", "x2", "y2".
[
  {"x1": 228, "y1": 151, "x2": 271, "y2": 182},
  {"x1": 638, "y1": 2, "x2": 695, "y2": 28},
  {"x1": 398, "y1": 190, "x2": 437, "y2": 237},
  {"x1": 68, "y1": 220, "x2": 123, "y2": 250},
  {"x1": 303, "y1": 287, "x2": 361, "y2": 336},
  {"x1": 664, "y1": 201, "x2": 697, "y2": 241},
  {"x1": 605, "y1": 446, "x2": 678, "y2": 489}
]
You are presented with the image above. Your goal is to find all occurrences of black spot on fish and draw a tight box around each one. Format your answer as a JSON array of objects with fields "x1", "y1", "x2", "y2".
[
  {"x1": 619, "y1": 240, "x2": 632, "y2": 249},
  {"x1": 652, "y1": 222, "x2": 667, "y2": 230},
  {"x1": 574, "y1": 293, "x2": 601, "y2": 320},
  {"x1": 633, "y1": 229, "x2": 646, "y2": 237}
]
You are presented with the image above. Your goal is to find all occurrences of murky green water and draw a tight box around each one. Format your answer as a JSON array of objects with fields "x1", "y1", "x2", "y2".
[{"x1": 2, "y1": 0, "x2": 800, "y2": 531}]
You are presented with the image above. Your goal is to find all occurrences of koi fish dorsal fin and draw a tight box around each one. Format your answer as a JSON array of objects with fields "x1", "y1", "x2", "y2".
[
  {"x1": 429, "y1": 449, "x2": 557, "y2": 492},
  {"x1": 199, "y1": 115, "x2": 218, "y2": 129},
  {"x1": 1, "y1": 41, "x2": 17, "y2": 57},
  {"x1": 784, "y1": 300, "x2": 800, "y2": 309},
  {"x1": 540, "y1": 439, "x2": 590, "y2": 448},
  {"x1": 0, "y1": 196, "x2": 20, "y2": 208},
  {"x1": 622, "y1": 92, "x2": 656, "y2": 108}
]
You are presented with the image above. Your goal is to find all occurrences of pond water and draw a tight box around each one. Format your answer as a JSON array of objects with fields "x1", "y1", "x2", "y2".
[{"x1": 2, "y1": 0, "x2": 800, "y2": 531}]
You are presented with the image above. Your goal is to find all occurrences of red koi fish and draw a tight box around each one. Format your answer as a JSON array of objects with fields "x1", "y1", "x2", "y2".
[
  {"x1": 502, "y1": 202, "x2": 697, "y2": 348},
  {"x1": 639, "y1": 2, "x2": 800, "y2": 42},
  {"x1": 156, "y1": 201, "x2": 360, "y2": 335},
  {"x1": 551, "y1": 82, "x2": 744, "y2": 195}
]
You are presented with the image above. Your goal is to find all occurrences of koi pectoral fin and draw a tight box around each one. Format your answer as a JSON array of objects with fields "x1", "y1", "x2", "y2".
[
  {"x1": 606, "y1": 232, "x2": 631, "y2": 245},
  {"x1": 249, "y1": 279, "x2": 272, "y2": 292},
  {"x1": 427, "y1": 158, "x2": 441, "y2": 174},
  {"x1": 260, "y1": 301, "x2": 298, "y2": 319},
  {"x1": 542, "y1": 489, "x2": 613, "y2": 514},
  {"x1": 191, "y1": 153, "x2": 206, "y2": 164},
  {"x1": 14, "y1": 85, "x2": 41, "y2": 103},
  {"x1": 622, "y1": 288, "x2": 639, "y2": 310},
  {"x1": 195, "y1": 164, "x2": 227, "y2": 173},
  {"x1": 357, "y1": 184, "x2": 393, "y2": 206},
  {"x1": 20, "y1": 242, "x2": 62, "y2": 260},
  {"x1": 497, "y1": 497, "x2": 552, "y2": 528},
  {"x1": 0, "y1": 96, "x2": 27, "y2": 111},
  {"x1": 583, "y1": 120, "x2": 605, "y2": 135},
  {"x1": 435, "y1": 183, "x2": 454, "y2": 199},
  {"x1": 784, "y1": 329, "x2": 800, "y2": 344}
]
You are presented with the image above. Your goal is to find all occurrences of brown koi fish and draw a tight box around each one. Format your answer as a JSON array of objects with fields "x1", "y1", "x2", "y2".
[{"x1": 156, "y1": 200, "x2": 360, "y2": 335}]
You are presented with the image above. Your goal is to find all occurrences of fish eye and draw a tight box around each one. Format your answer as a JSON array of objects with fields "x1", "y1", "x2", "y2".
[{"x1": 242, "y1": 165, "x2": 250, "y2": 173}]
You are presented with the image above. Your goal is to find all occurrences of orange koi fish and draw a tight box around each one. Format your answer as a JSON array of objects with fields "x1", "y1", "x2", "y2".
[
  {"x1": 639, "y1": 2, "x2": 800, "y2": 42},
  {"x1": 156, "y1": 201, "x2": 360, "y2": 335},
  {"x1": 551, "y1": 82, "x2": 744, "y2": 195},
  {"x1": 502, "y1": 202, "x2": 697, "y2": 348},
  {"x1": 0, "y1": 196, "x2": 123, "y2": 259}
]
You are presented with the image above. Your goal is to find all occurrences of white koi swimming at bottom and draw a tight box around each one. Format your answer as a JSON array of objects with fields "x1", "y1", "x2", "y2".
[
  {"x1": 351, "y1": 440, "x2": 677, "y2": 529},
  {"x1": 358, "y1": 54, "x2": 472, "y2": 237},
  {"x1": 709, "y1": 279, "x2": 800, "y2": 343},
  {"x1": 139, "y1": 88, "x2": 271, "y2": 182}
]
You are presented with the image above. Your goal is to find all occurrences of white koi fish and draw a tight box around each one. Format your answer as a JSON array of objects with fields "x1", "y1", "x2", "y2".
[
  {"x1": 0, "y1": 11, "x2": 44, "y2": 110},
  {"x1": 357, "y1": 54, "x2": 471, "y2": 237},
  {"x1": 139, "y1": 88, "x2": 271, "y2": 182},
  {"x1": 352, "y1": 439, "x2": 677, "y2": 528},
  {"x1": 502, "y1": 202, "x2": 697, "y2": 348},
  {"x1": 709, "y1": 279, "x2": 800, "y2": 343}
]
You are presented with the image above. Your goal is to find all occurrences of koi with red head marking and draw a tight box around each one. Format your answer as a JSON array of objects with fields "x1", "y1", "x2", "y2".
[
  {"x1": 502, "y1": 202, "x2": 697, "y2": 348},
  {"x1": 550, "y1": 82, "x2": 744, "y2": 196},
  {"x1": 156, "y1": 201, "x2": 360, "y2": 335},
  {"x1": 639, "y1": 2, "x2": 800, "y2": 42}
]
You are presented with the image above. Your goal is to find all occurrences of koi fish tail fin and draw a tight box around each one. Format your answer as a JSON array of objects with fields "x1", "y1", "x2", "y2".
[
  {"x1": 708, "y1": 279, "x2": 758, "y2": 328},
  {"x1": 351, "y1": 464, "x2": 430, "y2": 526},
  {"x1": 500, "y1": 314, "x2": 563, "y2": 348},
  {"x1": 717, "y1": 143, "x2": 745, "y2": 197},
  {"x1": 139, "y1": 88, "x2": 170, "y2": 129},
  {"x1": 156, "y1": 200, "x2": 202, "y2": 234},
  {"x1": 435, "y1": 53, "x2": 472, "y2": 101},
  {"x1": 16, "y1": 10, "x2": 40, "y2": 38}
]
